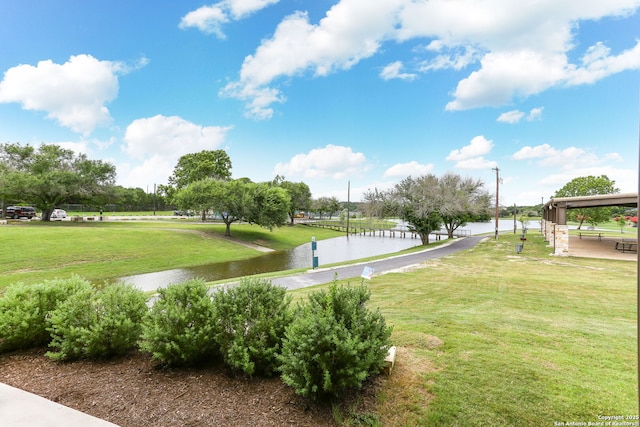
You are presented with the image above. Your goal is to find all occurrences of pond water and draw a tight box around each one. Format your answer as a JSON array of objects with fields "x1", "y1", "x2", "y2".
[{"x1": 119, "y1": 219, "x2": 531, "y2": 292}]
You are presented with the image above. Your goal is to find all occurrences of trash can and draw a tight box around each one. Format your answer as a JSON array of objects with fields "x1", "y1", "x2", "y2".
[{"x1": 515, "y1": 243, "x2": 524, "y2": 254}]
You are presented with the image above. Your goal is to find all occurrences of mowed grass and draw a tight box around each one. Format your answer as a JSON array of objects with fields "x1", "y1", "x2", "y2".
[
  {"x1": 0, "y1": 221, "x2": 342, "y2": 289},
  {"x1": 2, "y1": 220, "x2": 637, "y2": 425},
  {"x1": 292, "y1": 232, "x2": 638, "y2": 426}
]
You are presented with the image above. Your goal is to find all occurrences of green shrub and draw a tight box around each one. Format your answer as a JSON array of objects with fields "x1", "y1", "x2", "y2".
[
  {"x1": 279, "y1": 282, "x2": 392, "y2": 400},
  {"x1": 0, "y1": 276, "x2": 93, "y2": 352},
  {"x1": 139, "y1": 279, "x2": 216, "y2": 366},
  {"x1": 46, "y1": 283, "x2": 148, "y2": 361},
  {"x1": 211, "y1": 278, "x2": 292, "y2": 376}
]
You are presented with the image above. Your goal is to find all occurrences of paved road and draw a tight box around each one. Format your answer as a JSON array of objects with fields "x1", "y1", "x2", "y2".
[{"x1": 271, "y1": 235, "x2": 486, "y2": 290}]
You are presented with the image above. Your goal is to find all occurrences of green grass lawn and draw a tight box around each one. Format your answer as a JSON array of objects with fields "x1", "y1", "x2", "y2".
[
  {"x1": 0, "y1": 221, "x2": 342, "y2": 289},
  {"x1": 292, "y1": 232, "x2": 638, "y2": 426},
  {"x1": 1, "y1": 220, "x2": 636, "y2": 425}
]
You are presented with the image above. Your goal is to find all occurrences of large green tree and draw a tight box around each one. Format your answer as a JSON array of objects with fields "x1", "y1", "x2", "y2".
[
  {"x1": 164, "y1": 149, "x2": 232, "y2": 220},
  {"x1": 174, "y1": 178, "x2": 290, "y2": 236},
  {"x1": 389, "y1": 175, "x2": 442, "y2": 245},
  {"x1": 274, "y1": 177, "x2": 312, "y2": 224},
  {"x1": 365, "y1": 173, "x2": 490, "y2": 244},
  {"x1": 168, "y1": 149, "x2": 232, "y2": 188},
  {"x1": 0, "y1": 143, "x2": 116, "y2": 221},
  {"x1": 437, "y1": 173, "x2": 492, "y2": 238},
  {"x1": 313, "y1": 196, "x2": 341, "y2": 219},
  {"x1": 554, "y1": 175, "x2": 620, "y2": 229},
  {"x1": 246, "y1": 183, "x2": 291, "y2": 231}
]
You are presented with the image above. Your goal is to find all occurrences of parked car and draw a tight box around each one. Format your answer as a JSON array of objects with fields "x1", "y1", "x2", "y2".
[
  {"x1": 51, "y1": 209, "x2": 68, "y2": 220},
  {"x1": 174, "y1": 210, "x2": 195, "y2": 216},
  {"x1": 5, "y1": 206, "x2": 37, "y2": 219}
]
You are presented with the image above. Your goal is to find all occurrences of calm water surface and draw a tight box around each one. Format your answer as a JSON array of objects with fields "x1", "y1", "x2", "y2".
[{"x1": 119, "y1": 219, "x2": 530, "y2": 291}]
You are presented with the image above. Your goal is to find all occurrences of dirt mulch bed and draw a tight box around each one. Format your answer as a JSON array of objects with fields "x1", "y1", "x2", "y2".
[{"x1": 0, "y1": 349, "x2": 383, "y2": 427}]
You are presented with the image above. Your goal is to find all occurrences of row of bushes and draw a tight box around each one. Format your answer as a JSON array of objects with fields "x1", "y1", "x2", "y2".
[{"x1": 0, "y1": 276, "x2": 392, "y2": 400}]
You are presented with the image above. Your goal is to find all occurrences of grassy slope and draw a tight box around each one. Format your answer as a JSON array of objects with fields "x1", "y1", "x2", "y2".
[
  {"x1": 293, "y1": 232, "x2": 638, "y2": 426},
  {"x1": 0, "y1": 221, "x2": 342, "y2": 288}
]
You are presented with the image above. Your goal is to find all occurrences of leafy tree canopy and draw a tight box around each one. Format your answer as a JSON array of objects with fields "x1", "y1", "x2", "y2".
[
  {"x1": 388, "y1": 174, "x2": 442, "y2": 244},
  {"x1": 174, "y1": 178, "x2": 290, "y2": 236},
  {"x1": 313, "y1": 196, "x2": 341, "y2": 219},
  {"x1": 554, "y1": 175, "x2": 620, "y2": 229},
  {"x1": 554, "y1": 175, "x2": 619, "y2": 198},
  {"x1": 273, "y1": 176, "x2": 312, "y2": 224},
  {"x1": 364, "y1": 173, "x2": 490, "y2": 244},
  {"x1": 164, "y1": 150, "x2": 232, "y2": 220},
  {"x1": 167, "y1": 150, "x2": 232, "y2": 189},
  {"x1": 437, "y1": 173, "x2": 491, "y2": 238},
  {"x1": 0, "y1": 143, "x2": 116, "y2": 220}
]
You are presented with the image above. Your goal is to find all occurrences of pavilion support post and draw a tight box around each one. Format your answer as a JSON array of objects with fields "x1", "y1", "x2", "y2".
[
  {"x1": 544, "y1": 220, "x2": 555, "y2": 245},
  {"x1": 552, "y1": 224, "x2": 569, "y2": 256}
]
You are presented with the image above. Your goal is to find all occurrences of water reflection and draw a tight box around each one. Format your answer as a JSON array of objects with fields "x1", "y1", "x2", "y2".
[
  {"x1": 119, "y1": 234, "x2": 422, "y2": 292},
  {"x1": 119, "y1": 219, "x2": 530, "y2": 292}
]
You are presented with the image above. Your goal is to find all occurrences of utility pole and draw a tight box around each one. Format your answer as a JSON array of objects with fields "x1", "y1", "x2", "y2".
[
  {"x1": 346, "y1": 180, "x2": 350, "y2": 240},
  {"x1": 492, "y1": 167, "x2": 500, "y2": 239}
]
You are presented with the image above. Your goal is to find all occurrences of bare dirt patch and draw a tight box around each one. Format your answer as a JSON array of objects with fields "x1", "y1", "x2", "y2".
[{"x1": 0, "y1": 349, "x2": 383, "y2": 427}]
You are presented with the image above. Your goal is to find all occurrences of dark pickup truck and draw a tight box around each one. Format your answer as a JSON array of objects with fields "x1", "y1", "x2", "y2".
[{"x1": 5, "y1": 206, "x2": 37, "y2": 219}]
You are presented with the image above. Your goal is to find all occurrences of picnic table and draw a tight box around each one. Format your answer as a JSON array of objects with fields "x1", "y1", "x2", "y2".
[
  {"x1": 578, "y1": 232, "x2": 603, "y2": 240},
  {"x1": 615, "y1": 239, "x2": 637, "y2": 253}
]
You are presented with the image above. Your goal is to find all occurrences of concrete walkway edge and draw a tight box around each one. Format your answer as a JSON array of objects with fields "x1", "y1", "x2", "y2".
[{"x1": 0, "y1": 381, "x2": 120, "y2": 426}]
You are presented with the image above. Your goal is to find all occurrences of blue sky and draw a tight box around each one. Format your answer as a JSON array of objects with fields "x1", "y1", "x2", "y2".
[{"x1": 1, "y1": 0, "x2": 639, "y2": 206}]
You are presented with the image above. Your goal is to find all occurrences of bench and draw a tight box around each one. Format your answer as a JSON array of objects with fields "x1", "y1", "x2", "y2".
[
  {"x1": 615, "y1": 240, "x2": 637, "y2": 253},
  {"x1": 579, "y1": 232, "x2": 602, "y2": 240}
]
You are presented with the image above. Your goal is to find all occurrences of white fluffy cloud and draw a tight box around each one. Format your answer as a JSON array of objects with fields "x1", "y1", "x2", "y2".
[
  {"x1": 273, "y1": 144, "x2": 367, "y2": 180},
  {"x1": 219, "y1": 0, "x2": 640, "y2": 117},
  {"x1": 179, "y1": 0, "x2": 280, "y2": 38},
  {"x1": 121, "y1": 115, "x2": 231, "y2": 186},
  {"x1": 527, "y1": 107, "x2": 544, "y2": 121},
  {"x1": 540, "y1": 166, "x2": 636, "y2": 194},
  {"x1": 446, "y1": 135, "x2": 497, "y2": 169},
  {"x1": 512, "y1": 143, "x2": 557, "y2": 160},
  {"x1": 221, "y1": 1, "x2": 403, "y2": 119},
  {"x1": 446, "y1": 135, "x2": 493, "y2": 161},
  {"x1": 497, "y1": 110, "x2": 525, "y2": 124},
  {"x1": 509, "y1": 142, "x2": 631, "y2": 202},
  {"x1": 0, "y1": 54, "x2": 139, "y2": 135},
  {"x1": 383, "y1": 161, "x2": 433, "y2": 177},
  {"x1": 512, "y1": 143, "x2": 618, "y2": 169},
  {"x1": 380, "y1": 61, "x2": 417, "y2": 81},
  {"x1": 497, "y1": 107, "x2": 544, "y2": 123}
]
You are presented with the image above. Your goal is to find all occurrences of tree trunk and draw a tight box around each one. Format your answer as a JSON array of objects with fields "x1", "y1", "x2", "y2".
[
  {"x1": 419, "y1": 232, "x2": 430, "y2": 245},
  {"x1": 41, "y1": 208, "x2": 53, "y2": 222},
  {"x1": 225, "y1": 222, "x2": 231, "y2": 236}
]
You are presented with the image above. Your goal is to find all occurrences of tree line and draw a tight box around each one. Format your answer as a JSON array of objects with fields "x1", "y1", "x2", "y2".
[
  {"x1": 0, "y1": 144, "x2": 313, "y2": 233},
  {"x1": 3, "y1": 143, "x2": 625, "y2": 238},
  {"x1": 0, "y1": 143, "x2": 494, "y2": 240}
]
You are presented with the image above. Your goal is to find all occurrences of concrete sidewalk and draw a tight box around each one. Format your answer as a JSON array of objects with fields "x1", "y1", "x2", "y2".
[
  {"x1": 271, "y1": 235, "x2": 486, "y2": 290},
  {"x1": 0, "y1": 382, "x2": 120, "y2": 427}
]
